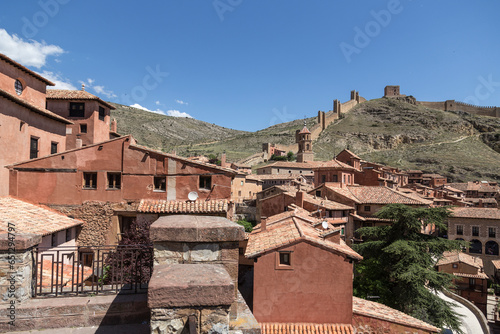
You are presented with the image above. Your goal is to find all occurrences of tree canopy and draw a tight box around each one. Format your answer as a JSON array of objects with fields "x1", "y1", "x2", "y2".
[{"x1": 353, "y1": 204, "x2": 465, "y2": 332}]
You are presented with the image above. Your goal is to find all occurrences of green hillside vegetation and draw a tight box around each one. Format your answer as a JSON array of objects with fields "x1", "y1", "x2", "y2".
[{"x1": 110, "y1": 98, "x2": 500, "y2": 182}]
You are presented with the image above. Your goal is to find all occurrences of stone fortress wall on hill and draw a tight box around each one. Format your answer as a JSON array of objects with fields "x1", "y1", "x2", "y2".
[{"x1": 385, "y1": 85, "x2": 500, "y2": 118}]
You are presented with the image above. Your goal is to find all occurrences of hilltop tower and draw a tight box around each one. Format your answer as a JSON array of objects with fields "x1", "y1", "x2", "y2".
[{"x1": 296, "y1": 121, "x2": 314, "y2": 163}]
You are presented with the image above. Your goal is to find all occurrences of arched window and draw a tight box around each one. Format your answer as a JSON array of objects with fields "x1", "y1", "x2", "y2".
[
  {"x1": 469, "y1": 239, "x2": 482, "y2": 254},
  {"x1": 486, "y1": 241, "x2": 499, "y2": 255}
]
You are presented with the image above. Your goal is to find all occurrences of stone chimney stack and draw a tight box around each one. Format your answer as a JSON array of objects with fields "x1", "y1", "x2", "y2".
[
  {"x1": 221, "y1": 153, "x2": 227, "y2": 168},
  {"x1": 296, "y1": 191, "x2": 304, "y2": 208},
  {"x1": 111, "y1": 118, "x2": 117, "y2": 132},
  {"x1": 261, "y1": 217, "x2": 267, "y2": 232}
]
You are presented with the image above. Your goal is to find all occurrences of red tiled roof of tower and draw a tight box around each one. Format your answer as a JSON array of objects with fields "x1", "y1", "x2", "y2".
[
  {"x1": 137, "y1": 199, "x2": 229, "y2": 214},
  {"x1": 0, "y1": 88, "x2": 72, "y2": 124},
  {"x1": 246, "y1": 211, "x2": 362, "y2": 261},
  {"x1": 260, "y1": 323, "x2": 353, "y2": 334},
  {"x1": 0, "y1": 53, "x2": 55, "y2": 85},
  {"x1": 451, "y1": 207, "x2": 500, "y2": 220},
  {"x1": 0, "y1": 196, "x2": 82, "y2": 236},
  {"x1": 352, "y1": 297, "x2": 440, "y2": 333},
  {"x1": 299, "y1": 126, "x2": 311, "y2": 134},
  {"x1": 436, "y1": 251, "x2": 483, "y2": 269},
  {"x1": 47, "y1": 89, "x2": 116, "y2": 109}
]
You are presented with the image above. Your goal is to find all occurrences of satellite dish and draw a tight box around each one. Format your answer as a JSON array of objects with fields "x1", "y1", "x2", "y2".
[
  {"x1": 321, "y1": 221, "x2": 328, "y2": 230},
  {"x1": 188, "y1": 191, "x2": 199, "y2": 201}
]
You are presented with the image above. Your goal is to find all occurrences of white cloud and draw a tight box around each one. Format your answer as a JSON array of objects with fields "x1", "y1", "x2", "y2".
[
  {"x1": 175, "y1": 99, "x2": 188, "y2": 105},
  {"x1": 39, "y1": 71, "x2": 76, "y2": 90},
  {"x1": 129, "y1": 104, "x2": 193, "y2": 118},
  {"x1": 130, "y1": 103, "x2": 151, "y2": 111},
  {"x1": 155, "y1": 101, "x2": 162, "y2": 106},
  {"x1": 87, "y1": 78, "x2": 95, "y2": 85},
  {"x1": 93, "y1": 85, "x2": 117, "y2": 99},
  {"x1": 0, "y1": 29, "x2": 64, "y2": 68},
  {"x1": 166, "y1": 109, "x2": 192, "y2": 118}
]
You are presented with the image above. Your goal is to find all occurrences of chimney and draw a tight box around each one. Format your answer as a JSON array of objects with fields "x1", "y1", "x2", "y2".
[
  {"x1": 261, "y1": 217, "x2": 267, "y2": 232},
  {"x1": 296, "y1": 191, "x2": 304, "y2": 208},
  {"x1": 75, "y1": 138, "x2": 83, "y2": 148},
  {"x1": 478, "y1": 199, "x2": 483, "y2": 208},
  {"x1": 111, "y1": 118, "x2": 117, "y2": 132},
  {"x1": 221, "y1": 153, "x2": 227, "y2": 168}
]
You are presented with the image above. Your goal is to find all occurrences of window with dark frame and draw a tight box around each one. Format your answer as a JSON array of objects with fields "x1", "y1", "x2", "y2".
[
  {"x1": 472, "y1": 226, "x2": 479, "y2": 237},
  {"x1": 30, "y1": 136, "x2": 39, "y2": 159},
  {"x1": 199, "y1": 175, "x2": 212, "y2": 190},
  {"x1": 51, "y1": 233, "x2": 57, "y2": 247},
  {"x1": 154, "y1": 176, "x2": 166, "y2": 191},
  {"x1": 364, "y1": 206, "x2": 371, "y2": 212},
  {"x1": 98, "y1": 106, "x2": 106, "y2": 121},
  {"x1": 80, "y1": 124, "x2": 88, "y2": 133},
  {"x1": 107, "y1": 172, "x2": 121, "y2": 190},
  {"x1": 83, "y1": 172, "x2": 97, "y2": 189},
  {"x1": 15, "y1": 79, "x2": 23, "y2": 95},
  {"x1": 69, "y1": 102, "x2": 85, "y2": 117},
  {"x1": 489, "y1": 227, "x2": 496, "y2": 238},
  {"x1": 279, "y1": 252, "x2": 291, "y2": 266},
  {"x1": 456, "y1": 225, "x2": 463, "y2": 235},
  {"x1": 321, "y1": 175, "x2": 326, "y2": 183},
  {"x1": 66, "y1": 228, "x2": 72, "y2": 242},
  {"x1": 51, "y1": 142, "x2": 58, "y2": 154}
]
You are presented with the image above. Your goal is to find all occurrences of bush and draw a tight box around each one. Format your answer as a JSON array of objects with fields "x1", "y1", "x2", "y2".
[{"x1": 237, "y1": 219, "x2": 255, "y2": 232}]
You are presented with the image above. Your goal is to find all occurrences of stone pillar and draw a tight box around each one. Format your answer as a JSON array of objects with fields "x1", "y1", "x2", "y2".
[
  {"x1": 148, "y1": 215, "x2": 246, "y2": 333},
  {"x1": 0, "y1": 233, "x2": 41, "y2": 302}
]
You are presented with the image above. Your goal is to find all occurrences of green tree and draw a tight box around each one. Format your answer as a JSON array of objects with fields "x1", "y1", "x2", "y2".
[
  {"x1": 353, "y1": 204, "x2": 464, "y2": 333},
  {"x1": 286, "y1": 151, "x2": 295, "y2": 161}
]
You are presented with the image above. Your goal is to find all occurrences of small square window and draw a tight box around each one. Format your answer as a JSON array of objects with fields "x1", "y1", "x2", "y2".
[
  {"x1": 107, "y1": 172, "x2": 121, "y2": 189},
  {"x1": 98, "y1": 106, "x2": 105, "y2": 121},
  {"x1": 70, "y1": 102, "x2": 85, "y2": 117},
  {"x1": 279, "y1": 252, "x2": 291, "y2": 266},
  {"x1": 199, "y1": 176, "x2": 212, "y2": 190},
  {"x1": 489, "y1": 227, "x2": 496, "y2": 238},
  {"x1": 30, "y1": 136, "x2": 39, "y2": 159},
  {"x1": 472, "y1": 226, "x2": 479, "y2": 237},
  {"x1": 364, "y1": 206, "x2": 371, "y2": 212},
  {"x1": 83, "y1": 172, "x2": 97, "y2": 189},
  {"x1": 80, "y1": 124, "x2": 88, "y2": 133},
  {"x1": 51, "y1": 142, "x2": 58, "y2": 154},
  {"x1": 154, "y1": 176, "x2": 166, "y2": 192},
  {"x1": 51, "y1": 233, "x2": 57, "y2": 247},
  {"x1": 456, "y1": 225, "x2": 463, "y2": 235}
]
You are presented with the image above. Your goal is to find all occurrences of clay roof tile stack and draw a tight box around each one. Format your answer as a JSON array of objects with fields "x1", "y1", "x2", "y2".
[
  {"x1": 436, "y1": 251, "x2": 483, "y2": 269},
  {"x1": 260, "y1": 323, "x2": 353, "y2": 334},
  {"x1": 137, "y1": 199, "x2": 229, "y2": 214},
  {"x1": 451, "y1": 207, "x2": 500, "y2": 220}
]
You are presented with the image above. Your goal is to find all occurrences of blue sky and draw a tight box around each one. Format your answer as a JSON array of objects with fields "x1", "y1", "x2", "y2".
[{"x1": 1, "y1": 1, "x2": 499, "y2": 131}]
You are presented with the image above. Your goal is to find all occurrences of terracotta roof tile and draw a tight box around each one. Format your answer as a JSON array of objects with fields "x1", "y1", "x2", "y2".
[
  {"x1": 246, "y1": 210, "x2": 362, "y2": 261},
  {"x1": 310, "y1": 159, "x2": 357, "y2": 170},
  {"x1": 0, "y1": 197, "x2": 82, "y2": 236},
  {"x1": 298, "y1": 126, "x2": 311, "y2": 134},
  {"x1": 0, "y1": 88, "x2": 72, "y2": 124},
  {"x1": 326, "y1": 185, "x2": 430, "y2": 205},
  {"x1": 451, "y1": 207, "x2": 500, "y2": 220},
  {"x1": 283, "y1": 192, "x2": 353, "y2": 211},
  {"x1": 454, "y1": 272, "x2": 488, "y2": 280},
  {"x1": 491, "y1": 260, "x2": 500, "y2": 270},
  {"x1": 137, "y1": 199, "x2": 229, "y2": 214},
  {"x1": 352, "y1": 297, "x2": 440, "y2": 333},
  {"x1": 260, "y1": 323, "x2": 353, "y2": 334},
  {"x1": 47, "y1": 89, "x2": 116, "y2": 109},
  {"x1": 436, "y1": 251, "x2": 483, "y2": 269}
]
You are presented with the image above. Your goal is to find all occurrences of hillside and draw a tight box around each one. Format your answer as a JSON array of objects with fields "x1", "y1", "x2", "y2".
[
  {"x1": 109, "y1": 103, "x2": 248, "y2": 152},
  {"x1": 110, "y1": 98, "x2": 500, "y2": 182},
  {"x1": 314, "y1": 98, "x2": 500, "y2": 182}
]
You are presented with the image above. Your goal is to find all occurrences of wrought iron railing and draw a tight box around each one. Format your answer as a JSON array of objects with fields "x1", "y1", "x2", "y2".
[{"x1": 33, "y1": 245, "x2": 153, "y2": 297}]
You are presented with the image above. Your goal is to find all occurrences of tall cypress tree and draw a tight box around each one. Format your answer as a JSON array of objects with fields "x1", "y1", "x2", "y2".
[{"x1": 353, "y1": 204, "x2": 465, "y2": 332}]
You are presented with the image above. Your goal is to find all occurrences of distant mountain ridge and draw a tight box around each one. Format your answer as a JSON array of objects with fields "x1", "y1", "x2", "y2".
[{"x1": 110, "y1": 99, "x2": 500, "y2": 182}]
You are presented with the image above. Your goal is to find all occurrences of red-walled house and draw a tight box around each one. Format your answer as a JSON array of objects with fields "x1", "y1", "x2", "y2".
[
  {"x1": 436, "y1": 251, "x2": 488, "y2": 315},
  {"x1": 245, "y1": 209, "x2": 363, "y2": 325},
  {"x1": 0, "y1": 53, "x2": 71, "y2": 195},
  {"x1": 312, "y1": 159, "x2": 357, "y2": 187},
  {"x1": 7, "y1": 135, "x2": 239, "y2": 246},
  {"x1": 46, "y1": 88, "x2": 117, "y2": 149}
]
